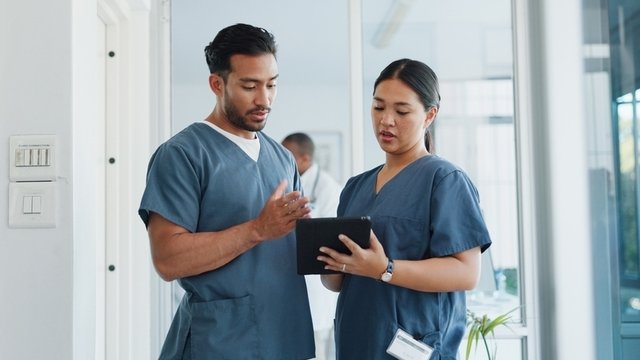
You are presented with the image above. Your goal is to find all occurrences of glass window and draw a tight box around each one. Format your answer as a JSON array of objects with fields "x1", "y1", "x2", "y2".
[
  {"x1": 361, "y1": 0, "x2": 521, "y2": 325},
  {"x1": 615, "y1": 94, "x2": 640, "y2": 321}
]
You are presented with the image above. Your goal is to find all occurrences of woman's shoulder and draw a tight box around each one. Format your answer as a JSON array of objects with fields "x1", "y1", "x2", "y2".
[
  {"x1": 417, "y1": 156, "x2": 481, "y2": 198},
  {"x1": 418, "y1": 154, "x2": 459, "y2": 169},
  {"x1": 415, "y1": 155, "x2": 462, "y2": 176},
  {"x1": 415, "y1": 155, "x2": 477, "y2": 190}
]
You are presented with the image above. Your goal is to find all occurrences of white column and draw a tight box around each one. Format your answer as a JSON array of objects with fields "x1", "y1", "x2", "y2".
[{"x1": 523, "y1": 0, "x2": 596, "y2": 358}]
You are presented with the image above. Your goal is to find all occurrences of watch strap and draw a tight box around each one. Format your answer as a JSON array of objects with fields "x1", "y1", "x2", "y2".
[{"x1": 380, "y1": 258, "x2": 394, "y2": 282}]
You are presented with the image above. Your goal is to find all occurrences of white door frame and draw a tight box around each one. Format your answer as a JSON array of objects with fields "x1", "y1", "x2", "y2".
[
  {"x1": 148, "y1": 0, "x2": 174, "y2": 356},
  {"x1": 97, "y1": 1, "x2": 154, "y2": 359},
  {"x1": 95, "y1": 13, "x2": 108, "y2": 360},
  {"x1": 96, "y1": 3, "x2": 124, "y2": 359}
]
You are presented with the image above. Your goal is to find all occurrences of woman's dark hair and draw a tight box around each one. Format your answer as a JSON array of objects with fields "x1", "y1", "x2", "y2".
[
  {"x1": 373, "y1": 58, "x2": 441, "y2": 152},
  {"x1": 204, "y1": 23, "x2": 277, "y2": 80}
]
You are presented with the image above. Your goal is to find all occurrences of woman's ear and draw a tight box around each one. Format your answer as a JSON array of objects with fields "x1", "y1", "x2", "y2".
[
  {"x1": 209, "y1": 74, "x2": 224, "y2": 95},
  {"x1": 425, "y1": 106, "x2": 438, "y2": 128}
]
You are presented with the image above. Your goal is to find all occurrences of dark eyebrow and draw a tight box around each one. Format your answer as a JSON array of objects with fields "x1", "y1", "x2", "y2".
[
  {"x1": 239, "y1": 74, "x2": 279, "y2": 83},
  {"x1": 373, "y1": 96, "x2": 411, "y2": 107}
]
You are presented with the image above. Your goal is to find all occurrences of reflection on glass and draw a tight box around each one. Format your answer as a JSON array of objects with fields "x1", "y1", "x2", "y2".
[
  {"x1": 615, "y1": 94, "x2": 640, "y2": 322},
  {"x1": 617, "y1": 93, "x2": 633, "y2": 103},
  {"x1": 608, "y1": 0, "x2": 640, "y2": 328},
  {"x1": 617, "y1": 102, "x2": 638, "y2": 278}
]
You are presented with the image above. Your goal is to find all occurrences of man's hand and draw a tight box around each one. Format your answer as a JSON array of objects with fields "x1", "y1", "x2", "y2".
[{"x1": 251, "y1": 180, "x2": 311, "y2": 241}]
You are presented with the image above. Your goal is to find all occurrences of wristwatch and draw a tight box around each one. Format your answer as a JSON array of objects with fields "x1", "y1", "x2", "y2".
[{"x1": 380, "y1": 258, "x2": 394, "y2": 283}]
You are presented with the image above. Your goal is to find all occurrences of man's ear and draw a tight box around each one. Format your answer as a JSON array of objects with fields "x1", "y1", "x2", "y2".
[
  {"x1": 299, "y1": 153, "x2": 313, "y2": 173},
  {"x1": 209, "y1": 74, "x2": 224, "y2": 95},
  {"x1": 302, "y1": 153, "x2": 312, "y2": 167}
]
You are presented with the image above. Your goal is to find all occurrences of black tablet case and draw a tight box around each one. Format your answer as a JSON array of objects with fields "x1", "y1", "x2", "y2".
[{"x1": 295, "y1": 216, "x2": 371, "y2": 275}]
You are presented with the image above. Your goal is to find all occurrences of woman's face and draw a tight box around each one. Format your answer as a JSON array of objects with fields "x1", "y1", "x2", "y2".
[{"x1": 371, "y1": 78, "x2": 435, "y2": 156}]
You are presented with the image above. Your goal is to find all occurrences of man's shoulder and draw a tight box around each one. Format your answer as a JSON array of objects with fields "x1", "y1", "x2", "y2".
[
  {"x1": 257, "y1": 132, "x2": 294, "y2": 157},
  {"x1": 257, "y1": 131, "x2": 281, "y2": 147},
  {"x1": 162, "y1": 122, "x2": 209, "y2": 147},
  {"x1": 150, "y1": 123, "x2": 222, "y2": 164}
]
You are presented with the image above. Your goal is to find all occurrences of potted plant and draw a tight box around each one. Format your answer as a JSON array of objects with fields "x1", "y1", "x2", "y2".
[{"x1": 465, "y1": 307, "x2": 518, "y2": 360}]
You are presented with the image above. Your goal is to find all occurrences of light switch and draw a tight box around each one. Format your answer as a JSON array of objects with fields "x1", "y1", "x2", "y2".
[
  {"x1": 9, "y1": 135, "x2": 56, "y2": 181},
  {"x1": 9, "y1": 182, "x2": 56, "y2": 228},
  {"x1": 32, "y1": 196, "x2": 42, "y2": 214},
  {"x1": 23, "y1": 196, "x2": 33, "y2": 214}
]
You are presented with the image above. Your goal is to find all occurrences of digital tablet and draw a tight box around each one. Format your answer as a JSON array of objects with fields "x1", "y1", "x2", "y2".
[{"x1": 295, "y1": 216, "x2": 371, "y2": 275}]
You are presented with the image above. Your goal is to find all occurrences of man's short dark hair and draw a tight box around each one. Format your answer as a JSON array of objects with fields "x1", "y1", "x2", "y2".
[
  {"x1": 282, "y1": 132, "x2": 315, "y2": 157},
  {"x1": 204, "y1": 23, "x2": 277, "y2": 79}
]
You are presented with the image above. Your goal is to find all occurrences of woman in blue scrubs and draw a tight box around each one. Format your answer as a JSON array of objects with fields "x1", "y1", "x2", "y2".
[{"x1": 320, "y1": 59, "x2": 492, "y2": 359}]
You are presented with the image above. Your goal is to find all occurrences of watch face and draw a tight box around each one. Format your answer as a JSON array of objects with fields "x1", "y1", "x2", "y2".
[{"x1": 381, "y1": 272, "x2": 392, "y2": 282}]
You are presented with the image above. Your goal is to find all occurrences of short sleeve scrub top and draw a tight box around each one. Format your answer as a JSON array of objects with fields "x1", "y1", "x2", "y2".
[
  {"x1": 334, "y1": 155, "x2": 492, "y2": 360},
  {"x1": 139, "y1": 123, "x2": 314, "y2": 360}
]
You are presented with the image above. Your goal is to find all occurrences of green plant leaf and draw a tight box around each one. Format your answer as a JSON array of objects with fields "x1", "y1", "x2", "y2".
[
  {"x1": 465, "y1": 307, "x2": 520, "y2": 360},
  {"x1": 465, "y1": 323, "x2": 481, "y2": 360},
  {"x1": 484, "y1": 313, "x2": 512, "y2": 334},
  {"x1": 465, "y1": 328, "x2": 474, "y2": 360}
]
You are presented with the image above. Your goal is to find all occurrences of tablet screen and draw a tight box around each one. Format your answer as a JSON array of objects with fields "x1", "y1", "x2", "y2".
[{"x1": 295, "y1": 216, "x2": 371, "y2": 275}]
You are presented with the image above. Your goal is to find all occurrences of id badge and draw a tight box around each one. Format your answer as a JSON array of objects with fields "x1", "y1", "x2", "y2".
[{"x1": 386, "y1": 328, "x2": 433, "y2": 360}]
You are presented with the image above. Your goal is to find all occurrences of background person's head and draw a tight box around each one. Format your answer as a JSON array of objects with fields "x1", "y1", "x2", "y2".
[
  {"x1": 204, "y1": 23, "x2": 278, "y2": 80},
  {"x1": 282, "y1": 132, "x2": 315, "y2": 175},
  {"x1": 373, "y1": 58, "x2": 440, "y2": 153}
]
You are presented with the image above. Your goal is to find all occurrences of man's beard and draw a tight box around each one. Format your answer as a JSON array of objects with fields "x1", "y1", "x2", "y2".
[{"x1": 224, "y1": 99, "x2": 269, "y2": 133}]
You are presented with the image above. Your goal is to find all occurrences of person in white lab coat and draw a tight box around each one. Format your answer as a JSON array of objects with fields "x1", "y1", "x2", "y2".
[{"x1": 283, "y1": 132, "x2": 343, "y2": 360}]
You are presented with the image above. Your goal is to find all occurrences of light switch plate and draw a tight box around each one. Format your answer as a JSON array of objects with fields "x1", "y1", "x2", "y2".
[
  {"x1": 8, "y1": 182, "x2": 56, "y2": 228},
  {"x1": 9, "y1": 135, "x2": 56, "y2": 182}
]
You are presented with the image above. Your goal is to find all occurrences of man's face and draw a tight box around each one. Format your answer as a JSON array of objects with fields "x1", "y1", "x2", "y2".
[
  {"x1": 219, "y1": 53, "x2": 278, "y2": 137},
  {"x1": 282, "y1": 141, "x2": 312, "y2": 175}
]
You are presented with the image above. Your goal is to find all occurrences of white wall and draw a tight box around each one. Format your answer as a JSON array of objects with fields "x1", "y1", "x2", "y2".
[
  {"x1": 0, "y1": 1, "x2": 74, "y2": 358},
  {"x1": 1, "y1": 1, "x2": 154, "y2": 359}
]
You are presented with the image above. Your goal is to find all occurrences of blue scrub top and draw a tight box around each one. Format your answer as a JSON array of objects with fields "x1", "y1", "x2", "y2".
[
  {"x1": 139, "y1": 123, "x2": 314, "y2": 359},
  {"x1": 334, "y1": 155, "x2": 491, "y2": 360}
]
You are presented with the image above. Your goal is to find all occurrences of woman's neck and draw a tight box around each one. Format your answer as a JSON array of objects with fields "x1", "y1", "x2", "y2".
[{"x1": 384, "y1": 148, "x2": 429, "y2": 172}]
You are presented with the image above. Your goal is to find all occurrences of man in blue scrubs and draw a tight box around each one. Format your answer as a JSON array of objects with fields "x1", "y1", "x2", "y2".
[{"x1": 139, "y1": 23, "x2": 315, "y2": 359}]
